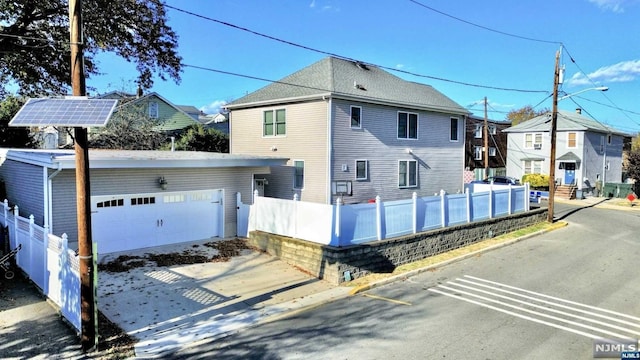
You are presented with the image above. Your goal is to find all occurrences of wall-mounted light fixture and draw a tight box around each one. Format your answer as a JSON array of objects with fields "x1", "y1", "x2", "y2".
[
  {"x1": 405, "y1": 148, "x2": 413, "y2": 154},
  {"x1": 158, "y1": 176, "x2": 168, "y2": 190}
]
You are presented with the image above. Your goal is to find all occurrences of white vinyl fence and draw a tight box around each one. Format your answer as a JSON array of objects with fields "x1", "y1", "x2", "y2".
[
  {"x1": 239, "y1": 184, "x2": 530, "y2": 246},
  {"x1": 0, "y1": 200, "x2": 81, "y2": 332}
]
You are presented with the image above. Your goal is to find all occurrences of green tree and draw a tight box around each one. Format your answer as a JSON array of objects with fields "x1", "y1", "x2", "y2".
[
  {"x1": 506, "y1": 105, "x2": 549, "y2": 125},
  {"x1": 0, "y1": 0, "x2": 182, "y2": 96},
  {"x1": 169, "y1": 125, "x2": 229, "y2": 153},
  {"x1": 0, "y1": 96, "x2": 38, "y2": 148},
  {"x1": 626, "y1": 149, "x2": 640, "y2": 193},
  {"x1": 88, "y1": 105, "x2": 167, "y2": 150}
]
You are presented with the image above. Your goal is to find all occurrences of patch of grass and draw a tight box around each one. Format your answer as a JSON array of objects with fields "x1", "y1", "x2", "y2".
[{"x1": 344, "y1": 221, "x2": 565, "y2": 288}]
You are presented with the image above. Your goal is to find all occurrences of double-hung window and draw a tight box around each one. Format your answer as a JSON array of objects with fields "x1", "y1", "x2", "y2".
[
  {"x1": 524, "y1": 160, "x2": 543, "y2": 174},
  {"x1": 474, "y1": 146, "x2": 483, "y2": 160},
  {"x1": 293, "y1": 160, "x2": 304, "y2": 189},
  {"x1": 355, "y1": 160, "x2": 368, "y2": 180},
  {"x1": 489, "y1": 125, "x2": 497, "y2": 135},
  {"x1": 567, "y1": 132, "x2": 577, "y2": 148},
  {"x1": 450, "y1": 117, "x2": 459, "y2": 141},
  {"x1": 474, "y1": 124, "x2": 482, "y2": 138},
  {"x1": 398, "y1": 160, "x2": 417, "y2": 188},
  {"x1": 264, "y1": 109, "x2": 286, "y2": 136},
  {"x1": 525, "y1": 133, "x2": 543, "y2": 149},
  {"x1": 351, "y1": 106, "x2": 362, "y2": 128},
  {"x1": 148, "y1": 101, "x2": 159, "y2": 118},
  {"x1": 489, "y1": 147, "x2": 496, "y2": 157},
  {"x1": 397, "y1": 112, "x2": 418, "y2": 139}
]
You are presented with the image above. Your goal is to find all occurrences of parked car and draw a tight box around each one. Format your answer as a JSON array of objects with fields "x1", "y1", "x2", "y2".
[{"x1": 472, "y1": 176, "x2": 521, "y2": 185}]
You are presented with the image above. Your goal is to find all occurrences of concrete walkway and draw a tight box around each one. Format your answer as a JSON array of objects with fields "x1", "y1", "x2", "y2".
[{"x1": 97, "y1": 244, "x2": 351, "y2": 358}]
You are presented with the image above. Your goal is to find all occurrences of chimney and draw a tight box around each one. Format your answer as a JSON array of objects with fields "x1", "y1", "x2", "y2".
[{"x1": 575, "y1": 108, "x2": 582, "y2": 115}]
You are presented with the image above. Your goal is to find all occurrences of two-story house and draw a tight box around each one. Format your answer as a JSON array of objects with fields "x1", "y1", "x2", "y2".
[
  {"x1": 503, "y1": 108, "x2": 626, "y2": 195},
  {"x1": 465, "y1": 115, "x2": 511, "y2": 181},
  {"x1": 226, "y1": 57, "x2": 470, "y2": 204}
]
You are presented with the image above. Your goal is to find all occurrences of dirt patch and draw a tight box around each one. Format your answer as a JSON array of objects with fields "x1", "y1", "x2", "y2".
[
  {"x1": 95, "y1": 310, "x2": 136, "y2": 359},
  {"x1": 98, "y1": 238, "x2": 252, "y2": 273}
]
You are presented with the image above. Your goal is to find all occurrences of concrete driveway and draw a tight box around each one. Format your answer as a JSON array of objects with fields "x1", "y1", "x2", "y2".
[{"x1": 97, "y1": 239, "x2": 350, "y2": 357}]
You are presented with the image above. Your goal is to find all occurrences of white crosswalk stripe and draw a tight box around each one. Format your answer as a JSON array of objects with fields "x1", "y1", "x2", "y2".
[{"x1": 429, "y1": 275, "x2": 640, "y2": 340}]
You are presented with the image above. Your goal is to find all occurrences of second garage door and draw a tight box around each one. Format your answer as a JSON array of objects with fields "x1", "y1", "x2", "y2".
[{"x1": 91, "y1": 189, "x2": 223, "y2": 255}]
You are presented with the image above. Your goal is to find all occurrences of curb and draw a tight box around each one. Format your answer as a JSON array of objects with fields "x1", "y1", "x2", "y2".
[{"x1": 348, "y1": 221, "x2": 569, "y2": 296}]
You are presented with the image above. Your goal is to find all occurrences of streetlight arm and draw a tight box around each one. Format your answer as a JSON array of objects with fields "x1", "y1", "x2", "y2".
[{"x1": 558, "y1": 86, "x2": 608, "y2": 101}]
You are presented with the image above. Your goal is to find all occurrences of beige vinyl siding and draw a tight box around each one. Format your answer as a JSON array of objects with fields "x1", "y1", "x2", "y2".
[
  {"x1": 231, "y1": 100, "x2": 328, "y2": 203},
  {"x1": 51, "y1": 166, "x2": 265, "y2": 244},
  {"x1": 0, "y1": 160, "x2": 45, "y2": 224},
  {"x1": 331, "y1": 100, "x2": 465, "y2": 203}
]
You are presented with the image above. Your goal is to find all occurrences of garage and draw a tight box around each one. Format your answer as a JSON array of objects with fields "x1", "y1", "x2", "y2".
[
  {"x1": 0, "y1": 149, "x2": 288, "y2": 256},
  {"x1": 91, "y1": 189, "x2": 224, "y2": 254}
]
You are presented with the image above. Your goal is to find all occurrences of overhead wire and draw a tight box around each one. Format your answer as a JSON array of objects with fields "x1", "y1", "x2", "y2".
[{"x1": 160, "y1": 2, "x2": 548, "y2": 94}]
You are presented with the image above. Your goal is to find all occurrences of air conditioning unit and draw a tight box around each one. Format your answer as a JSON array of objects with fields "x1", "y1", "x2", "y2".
[{"x1": 533, "y1": 144, "x2": 542, "y2": 150}]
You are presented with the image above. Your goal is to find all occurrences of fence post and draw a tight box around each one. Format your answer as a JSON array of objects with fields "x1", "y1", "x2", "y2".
[
  {"x1": 12, "y1": 205, "x2": 19, "y2": 264},
  {"x1": 335, "y1": 197, "x2": 342, "y2": 246},
  {"x1": 375, "y1": 195, "x2": 382, "y2": 241},
  {"x1": 489, "y1": 186, "x2": 494, "y2": 219},
  {"x1": 252, "y1": 189, "x2": 259, "y2": 204},
  {"x1": 508, "y1": 184, "x2": 513, "y2": 215},
  {"x1": 43, "y1": 224, "x2": 49, "y2": 295},
  {"x1": 466, "y1": 188, "x2": 471, "y2": 223},
  {"x1": 440, "y1": 190, "x2": 446, "y2": 228},
  {"x1": 412, "y1": 192, "x2": 417, "y2": 234},
  {"x1": 525, "y1": 183, "x2": 530, "y2": 211},
  {"x1": 29, "y1": 215, "x2": 35, "y2": 278},
  {"x1": 293, "y1": 193, "x2": 298, "y2": 238}
]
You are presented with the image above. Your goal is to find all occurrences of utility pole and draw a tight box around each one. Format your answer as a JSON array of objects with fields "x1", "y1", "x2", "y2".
[
  {"x1": 548, "y1": 49, "x2": 561, "y2": 223},
  {"x1": 483, "y1": 96, "x2": 489, "y2": 179},
  {"x1": 70, "y1": 0, "x2": 97, "y2": 350}
]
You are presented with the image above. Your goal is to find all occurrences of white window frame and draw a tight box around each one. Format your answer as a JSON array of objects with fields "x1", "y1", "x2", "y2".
[
  {"x1": 355, "y1": 159, "x2": 368, "y2": 180},
  {"x1": 489, "y1": 125, "x2": 497, "y2": 135},
  {"x1": 523, "y1": 160, "x2": 543, "y2": 175},
  {"x1": 525, "y1": 133, "x2": 543, "y2": 149},
  {"x1": 450, "y1": 117, "x2": 459, "y2": 142},
  {"x1": 474, "y1": 124, "x2": 482, "y2": 138},
  {"x1": 397, "y1": 111, "x2": 418, "y2": 140},
  {"x1": 489, "y1": 147, "x2": 496, "y2": 157},
  {"x1": 350, "y1": 106, "x2": 362, "y2": 129},
  {"x1": 474, "y1": 146, "x2": 483, "y2": 161},
  {"x1": 398, "y1": 160, "x2": 418, "y2": 188},
  {"x1": 293, "y1": 160, "x2": 304, "y2": 189},
  {"x1": 148, "y1": 101, "x2": 159, "y2": 119},
  {"x1": 567, "y1": 132, "x2": 577, "y2": 149},
  {"x1": 263, "y1": 108, "x2": 286, "y2": 137}
]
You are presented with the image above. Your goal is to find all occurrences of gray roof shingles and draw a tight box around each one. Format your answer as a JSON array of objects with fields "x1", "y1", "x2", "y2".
[
  {"x1": 504, "y1": 110, "x2": 627, "y2": 135},
  {"x1": 228, "y1": 57, "x2": 468, "y2": 115}
]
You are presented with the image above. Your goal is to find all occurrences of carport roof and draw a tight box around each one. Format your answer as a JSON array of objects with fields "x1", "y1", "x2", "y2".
[{"x1": 0, "y1": 149, "x2": 289, "y2": 169}]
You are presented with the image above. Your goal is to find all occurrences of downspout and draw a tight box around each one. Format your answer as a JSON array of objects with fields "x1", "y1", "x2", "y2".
[
  {"x1": 326, "y1": 96, "x2": 333, "y2": 204},
  {"x1": 45, "y1": 162, "x2": 63, "y2": 233}
]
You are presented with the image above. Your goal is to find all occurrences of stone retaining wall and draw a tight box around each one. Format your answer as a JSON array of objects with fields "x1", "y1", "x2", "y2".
[{"x1": 247, "y1": 208, "x2": 548, "y2": 284}]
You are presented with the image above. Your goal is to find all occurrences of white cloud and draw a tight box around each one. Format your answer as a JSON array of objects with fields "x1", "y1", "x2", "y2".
[
  {"x1": 309, "y1": 0, "x2": 316, "y2": 8},
  {"x1": 396, "y1": 64, "x2": 405, "y2": 69},
  {"x1": 588, "y1": 0, "x2": 629, "y2": 12},
  {"x1": 199, "y1": 100, "x2": 227, "y2": 115},
  {"x1": 565, "y1": 59, "x2": 640, "y2": 86}
]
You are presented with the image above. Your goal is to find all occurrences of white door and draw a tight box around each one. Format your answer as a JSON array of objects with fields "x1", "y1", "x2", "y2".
[{"x1": 91, "y1": 189, "x2": 223, "y2": 254}]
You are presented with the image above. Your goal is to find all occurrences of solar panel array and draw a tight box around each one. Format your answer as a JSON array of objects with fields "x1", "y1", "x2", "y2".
[{"x1": 9, "y1": 97, "x2": 118, "y2": 127}]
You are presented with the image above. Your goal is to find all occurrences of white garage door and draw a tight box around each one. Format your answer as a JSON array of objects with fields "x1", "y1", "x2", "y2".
[{"x1": 91, "y1": 189, "x2": 223, "y2": 254}]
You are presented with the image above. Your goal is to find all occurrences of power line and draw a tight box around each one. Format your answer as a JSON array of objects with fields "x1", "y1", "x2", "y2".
[
  {"x1": 183, "y1": 63, "x2": 471, "y2": 113},
  {"x1": 161, "y1": 2, "x2": 548, "y2": 94},
  {"x1": 407, "y1": 0, "x2": 562, "y2": 45}
]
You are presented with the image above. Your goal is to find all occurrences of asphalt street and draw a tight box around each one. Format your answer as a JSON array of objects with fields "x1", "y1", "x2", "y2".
[{"x1": 168, "y1": 202, "x2": 640, "y2": 359}]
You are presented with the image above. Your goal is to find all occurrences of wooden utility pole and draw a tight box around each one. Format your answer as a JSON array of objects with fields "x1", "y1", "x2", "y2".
[
  {"x1": 70, "y1": 0, "x2": 97, "y2": 350},
  {"x1": 483, "y1": 96, "x2": 489, "y2": 179},
  {"x1": 548, "y1": 49, "x2": 561, "y2": 223}
]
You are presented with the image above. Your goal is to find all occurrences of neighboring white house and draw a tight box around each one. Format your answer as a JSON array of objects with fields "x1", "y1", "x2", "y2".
[
  {"x1": 0, "y1": 148, "x2": 287, "y2": 256},
  {"x1": 226, "y1": 56, "x2": 470, "y2": 204},
  {"x1": 503, "y1": 108, "x2": 626, "y2": 192}
]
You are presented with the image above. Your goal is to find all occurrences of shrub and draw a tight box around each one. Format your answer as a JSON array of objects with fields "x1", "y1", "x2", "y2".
[{"x1": 522, "y1": 174, "x2": 550, "y2": 189}]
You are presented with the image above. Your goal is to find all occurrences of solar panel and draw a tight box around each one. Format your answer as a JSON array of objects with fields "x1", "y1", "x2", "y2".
[{"x1": 9, "y1": 97, "x2": 118, "y2": 127}]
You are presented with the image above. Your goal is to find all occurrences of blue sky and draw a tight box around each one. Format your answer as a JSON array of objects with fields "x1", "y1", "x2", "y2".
[{"x1": 88, "y1": 0, "x2": 640, "y2": 134}]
